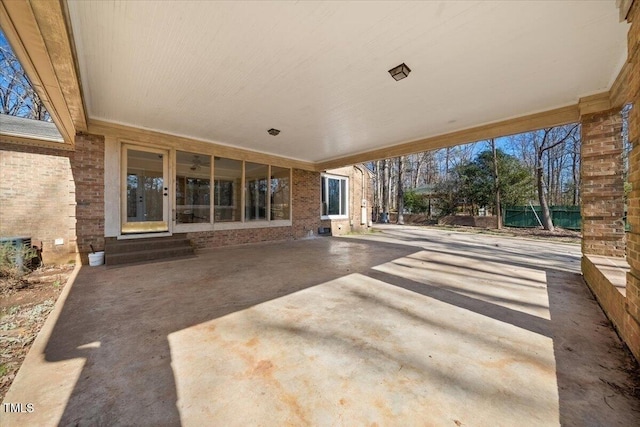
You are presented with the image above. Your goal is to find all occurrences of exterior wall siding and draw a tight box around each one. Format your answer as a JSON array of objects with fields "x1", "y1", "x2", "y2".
[
  {"x1": 0, "y1": 133, "x2": 105, "y2": 265},
  {"x1": 0, "y1": 140, "x2": 76, "y2": 264},
  {"x1": 1, "y1": 135, "x2": 327, "y2": 260}
]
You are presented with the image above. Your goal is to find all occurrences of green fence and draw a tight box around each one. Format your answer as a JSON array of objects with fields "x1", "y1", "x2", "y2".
[{"x1": 503, "y1": 205, "x2": 581, "y2": 230}]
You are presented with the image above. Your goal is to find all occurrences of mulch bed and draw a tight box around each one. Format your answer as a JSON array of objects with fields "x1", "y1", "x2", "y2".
[{"x1": 0, "y1": 264, "x2": 74, "y2": 401}]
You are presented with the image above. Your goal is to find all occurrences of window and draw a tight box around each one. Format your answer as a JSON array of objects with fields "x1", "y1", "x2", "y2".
[
  {"x1": 245, "y1": 162, "x2": 268, "y2": 221},
  {"x1": 321, "y1": 174, "x2": 348, "y2": 217},
  {"x1": 176, "y1": 151, "x2": 211, "y2": 224},
  {"x1": 271, "y1": 167, "x2": 290, "y2": 220},
  {"x1": 174, "y1": 154, "x2": 291, "y2": 227},
  {"x1": 214, "y1": 157, "x2": 242, "y2": 222}
]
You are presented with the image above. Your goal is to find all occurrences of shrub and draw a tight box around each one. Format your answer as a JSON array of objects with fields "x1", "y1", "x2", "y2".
[{"x1": 0, "y1": 243, "x2": 39, "y2": 279}]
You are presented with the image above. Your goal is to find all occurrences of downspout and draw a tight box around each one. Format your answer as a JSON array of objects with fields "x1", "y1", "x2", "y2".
[
  {"x1": 349, "y1": 165, "x2": 358, "y2": 232},
  {"x1": 355, "y1": 164, "x2": 367, "y2": 227}
]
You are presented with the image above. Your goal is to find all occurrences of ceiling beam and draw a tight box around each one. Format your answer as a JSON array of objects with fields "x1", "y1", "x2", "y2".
[
  {"x1": 579, "y1": 92, "x2": 613, "y2": 117},
  {"x1": 88, "y1": 119, "x2": 317, "y2": 172},
  {"x1": 0, "y1": 0, "x2": 87, "y2": 144},
  {"x1": 316, "y1": 104, "x2": 580, "y2": 170}
]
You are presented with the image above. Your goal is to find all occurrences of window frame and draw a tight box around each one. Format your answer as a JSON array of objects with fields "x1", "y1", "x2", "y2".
[
  {"x1": 172, "y1": 152, "x2": 292, "y2": 232},
  {"x1": 174, "y1": 151, "x2": 213, "y2": 226},
  {"x1": 321, "y1": 173, "x2": 349, "y2": 219},
  {"x1": 270, "y1": 166, "x2": 292, "y2": 221}
]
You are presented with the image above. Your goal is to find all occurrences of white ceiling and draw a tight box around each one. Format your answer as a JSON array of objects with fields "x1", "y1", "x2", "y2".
[{"x1": 67, "y1": 1, "x2": 628, "y2": 164}]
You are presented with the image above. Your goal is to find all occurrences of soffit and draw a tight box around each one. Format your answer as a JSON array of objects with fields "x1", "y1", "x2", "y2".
[{"x1": 66, "y1": 1, "x2": 628, "y2": 164}]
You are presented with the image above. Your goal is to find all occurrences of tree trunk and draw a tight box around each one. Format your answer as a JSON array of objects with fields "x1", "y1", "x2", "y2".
[
  {"x1": 491, "y1": 139, "x2": 502, "y2": 229},
  {"x1": 374, "y1": 160, "x2": 380, "y2": 221},
  {"x1": 537, "y1": 162, "x2": 554, "y2": 231},
  {"x1": 445, "y1": 147, "x2": 451, "y2": 176},
  {"x1": 413, "y1": 154, "x2": 423, "y2": 188},
  {"x1": 397, "y1": 156, "x2": 405, "y2": 224},
  {"x1": 571, "y1": 150, "x2": 579, "y2": 206},
  {"x1": 381, "y1": 159, "x2": 389, "y2": 223}
]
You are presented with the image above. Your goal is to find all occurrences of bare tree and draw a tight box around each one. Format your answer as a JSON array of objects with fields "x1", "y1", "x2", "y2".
[
  {"x1": 491, "y1": 138, "x2": 502, "y2": 229},
  {"x1": 397, "y1": 156, "x2": 405, "y2": 224},
  {"x1": 381, "y1": 159, "x2": 389, "y2": 222},
  {"x1": 0, "y1": 32, "x2": 50, "y2": 120},
  {"x1": 534, "y1": 125, "x2": 579, "y2": 231},
  {"x1": 570, "y1": 133, "x2": 581, "y2": 205}
]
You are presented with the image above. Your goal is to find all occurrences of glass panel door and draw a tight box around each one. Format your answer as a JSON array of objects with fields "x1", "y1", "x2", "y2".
[{"x1": 122, "y1": 145, "x2": 169, "y2": 233}]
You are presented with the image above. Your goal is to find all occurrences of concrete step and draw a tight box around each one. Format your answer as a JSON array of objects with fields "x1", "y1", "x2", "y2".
[
  {"x1": 105, "y1": 235, "x2": 195, "y2": 265},
  {"x1": 105, "y1": 236, "x2": 192, "y2": 254}
]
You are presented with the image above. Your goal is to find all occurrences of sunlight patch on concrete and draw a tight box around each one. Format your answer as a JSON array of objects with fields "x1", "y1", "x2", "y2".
[
  {"x1": 169, "y1": 272, "x2": 558, "y2": 426},
  {"x1": 375, "y1": 250, "x2": 551, "y2": 320}
]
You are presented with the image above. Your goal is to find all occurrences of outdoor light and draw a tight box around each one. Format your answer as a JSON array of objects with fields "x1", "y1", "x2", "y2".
[
  {"x1": 388, "y1": 63, "x2": 411, "y2": 81},
  {"x1": 268, "y1": 128, "x2": 280, "y2": 136}
]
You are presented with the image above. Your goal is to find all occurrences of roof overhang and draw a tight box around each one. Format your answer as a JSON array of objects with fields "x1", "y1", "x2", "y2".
[
  {"x1": 0, "y1": 0, "x2": 86, "y2": 145},
  {"x1": 0, "y1": 1, "x2": 632, "y2": 170}
]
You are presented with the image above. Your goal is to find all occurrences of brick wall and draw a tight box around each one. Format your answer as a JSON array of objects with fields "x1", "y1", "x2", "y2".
[
  {"x1": 580, "y1": 109, "x2": 626, "y2": 257},
  {"x1": 292, "y1": 168, "x2": 322, "y2": 238},
  {"x1": 624, "y1": 0, "x2": 640, "y2": 361},
  {"x1": 582, "y1": 256, "x2": 628, "y2": 335},
  {"x1": 0, "y1": 140, "x2": 76, "y2": 263},
  {"x1": 188, "y1": 226, "x2": 293, "y2": 250},
  {"x1": 582, "y1": 1, "x2": 640, "y2": 362},
  {"x1": 324, "y1": 165, "x2": 373, "y2": 235},
  {"x1": 0, "y1": 133, "x2": 104, "y2": 264},
  {"x1": 72, "y1": 133, "x2": 105, "y2": 264}
]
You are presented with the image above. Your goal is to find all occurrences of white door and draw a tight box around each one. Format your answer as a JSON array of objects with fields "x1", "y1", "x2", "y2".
[{"x1": 121, "y1": 145, "x2": 170, "y2": 234}]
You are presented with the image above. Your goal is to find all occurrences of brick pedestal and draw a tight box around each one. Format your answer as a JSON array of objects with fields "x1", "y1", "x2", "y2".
[{"x1": 624, "y1": 1, "x2": 640, "y2": 358}]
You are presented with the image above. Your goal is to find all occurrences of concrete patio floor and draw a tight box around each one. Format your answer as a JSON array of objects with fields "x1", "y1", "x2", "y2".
[{"x1": 2, "y1": 225, "x2": 639, "y2": 426}]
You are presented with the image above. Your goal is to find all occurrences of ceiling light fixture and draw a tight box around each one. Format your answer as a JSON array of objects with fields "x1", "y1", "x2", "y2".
[
  {"x1": 388, "y1": 63, "x2": 411, "y2": 81},
  {"x1": 268, "y1": 128, "x2": 280, "y2": 136}
]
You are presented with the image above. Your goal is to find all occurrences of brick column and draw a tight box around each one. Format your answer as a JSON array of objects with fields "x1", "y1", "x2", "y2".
[
  {"x1": 71, "y1": 133, "x2": 105, "y2": 264},
  {"x1": 580, "y1": 109, "x2": 626, "y2": 257},
  {"x1": 624, "y1": 0, "x2": 640, "y2": 354},
  {"x1": 292, "y1": 169, "x2": 321, "y2": 238}
]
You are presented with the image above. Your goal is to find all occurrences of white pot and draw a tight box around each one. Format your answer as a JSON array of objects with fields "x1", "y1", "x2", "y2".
[{"x1": 88, "y1": 251, "x2": 105, "y2": 266}]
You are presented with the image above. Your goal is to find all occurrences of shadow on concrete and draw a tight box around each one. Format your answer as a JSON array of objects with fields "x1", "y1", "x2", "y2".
[
  {"x1": 42, "y1": 238, "x2": 416, "y2": 426},
  {"x1": 545, "y1": 269, "x2": 640, "y2": 425},
  {"x1": 347, "y1": 228, "x2": 640, "y2": 425},
  {"x1": 366, "y1": 269, "x2": 552, "y2": 337},
  {"x1": 14, "y1": 227, "x2": 639, "y2": 424}
]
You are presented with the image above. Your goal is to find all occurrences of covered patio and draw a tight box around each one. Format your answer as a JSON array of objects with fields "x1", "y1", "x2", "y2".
[
  {"x1": 3, "y1": 227, "x2": 638, "y2": 426},
  {"x1": 1, "y1": 1, "x2": 640, "y2": 423}
]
